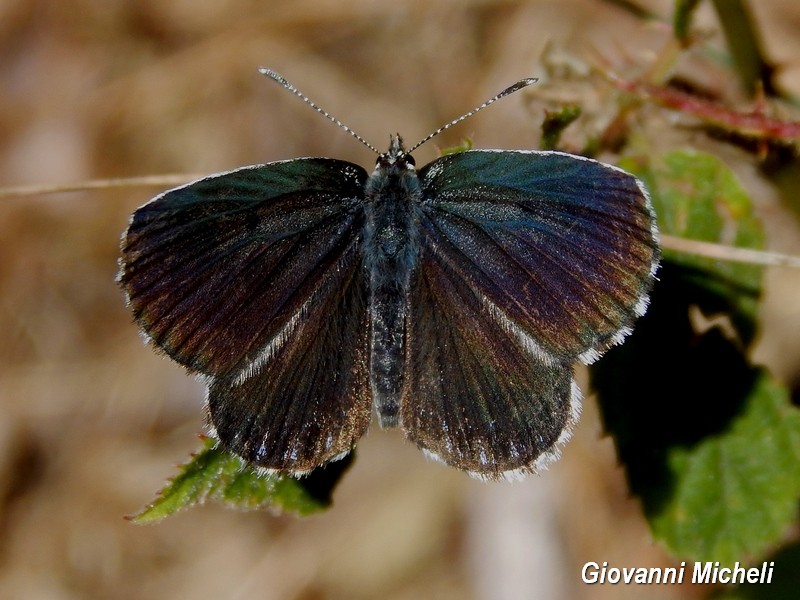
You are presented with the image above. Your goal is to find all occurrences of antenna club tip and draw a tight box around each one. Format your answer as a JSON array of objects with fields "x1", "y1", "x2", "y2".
[
  {"x1": 258, "y1": 67, "x2": 286, "y2": 84},
  {"x1": 503, "y1": 78, "x2": 539, "y2": 95}
]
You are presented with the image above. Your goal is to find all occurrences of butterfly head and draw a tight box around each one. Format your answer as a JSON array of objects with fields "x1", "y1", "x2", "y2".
[{"x1": 375, "y1": 134, "x2": 417, "y2": 175}]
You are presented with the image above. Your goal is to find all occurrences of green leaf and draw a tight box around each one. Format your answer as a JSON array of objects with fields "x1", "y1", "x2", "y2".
[
  {"x1": 652, "y1": 370, "x2": 800, "y2": 564},
  {"x1": 593, "y1": 149, "x2": 800, "y2": 565},
  {"x1": 619, "y1": 149, "x2": 765, "y2": 344},
  {"x1": 593, "y1": 267, "x2": 800, "y2": 564},
  {"x1": 129, "y1": 438, "x2": 352, "y2": 523}
]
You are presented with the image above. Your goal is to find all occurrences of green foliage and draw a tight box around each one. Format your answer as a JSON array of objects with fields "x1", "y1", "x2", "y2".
[
  {"x1": 130, "y1": 438, "x2": 352, "y2": 523},
  {"x1": 652, "y1": 370, "x2": 800, "y2": 563},
  {"x1": 710, "y1": 0, "x2": 779, "y2": 96},
  {"x1": 673, "y1": 0, "x2": 702, "y2": 44},
  {"x1": 622, "y1": 150, "x2": 765, "y2": 342},
  {"x1": 438, "y1": 137, "x2": 473, "y2": 155},
  {"x1": 593, "y1": 149, "x2": 800, "y2": 566},
  {"x1": 540, "y1": 105, "x2": 582, "y2": 150}
]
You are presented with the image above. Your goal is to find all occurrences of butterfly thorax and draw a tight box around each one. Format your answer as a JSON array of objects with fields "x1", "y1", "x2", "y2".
[{"x1": 363, "y1": 135, "x2": 422, "y2": 427}]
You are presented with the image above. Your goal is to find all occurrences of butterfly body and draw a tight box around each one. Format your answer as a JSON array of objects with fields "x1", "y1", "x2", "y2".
[
  {"x1": 120, "y1": 97, "x2": 658, "y2": 481},
  {"x1": 363, "y1": 135, "x2": 422, "y2": 427}
]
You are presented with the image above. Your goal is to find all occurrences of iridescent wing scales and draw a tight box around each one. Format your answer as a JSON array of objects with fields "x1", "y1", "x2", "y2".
[
  {"x1": 401, "y1": 150, "x2": 658, "y2": 478},
  {"x1": 119, "y1": 158, "x2": 372, "y2": 473}
]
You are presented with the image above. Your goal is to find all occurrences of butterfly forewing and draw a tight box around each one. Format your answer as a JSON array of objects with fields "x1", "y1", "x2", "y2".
[
  {"x1": 119, "y1": 158, "x2": 373, "y2": 473},
  {"x1": 120, "y1": 158, "x2": 368, "y2": 376},
  {"x1": 416, "y1": 150, "x2": 658, "y2": 364}
]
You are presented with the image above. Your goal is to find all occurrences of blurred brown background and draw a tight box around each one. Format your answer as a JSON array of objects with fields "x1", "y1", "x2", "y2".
[{"x1": 2, "y1": 1, "x2": 800, "y2": 599}]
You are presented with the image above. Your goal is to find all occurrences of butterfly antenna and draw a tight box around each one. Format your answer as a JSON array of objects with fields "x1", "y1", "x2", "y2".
[
  {"x1": 407, "y1": 78, "x2": 538, "y2": 154},
  {"x1": 259, "y1": 68, "x2": 380, "y2": 155}
]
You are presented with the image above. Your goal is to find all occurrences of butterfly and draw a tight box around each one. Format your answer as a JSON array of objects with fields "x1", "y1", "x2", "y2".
[{"x1": 118, "y1": 69, "x2": 659, "y2": 481}]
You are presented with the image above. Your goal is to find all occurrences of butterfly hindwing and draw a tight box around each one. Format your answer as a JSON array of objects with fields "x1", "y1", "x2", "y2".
[
  {"x1": 401, "y1": 244, "x2": 580, "y2": 480},
  {"x1": 207, "y1": 246, "x2": 371, "y2": 473},
  {"x1": 416, "y1": 150, "x2": 659, "y2": 364}
]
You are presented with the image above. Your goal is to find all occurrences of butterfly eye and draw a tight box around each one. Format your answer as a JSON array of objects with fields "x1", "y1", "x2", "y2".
[{"x1": 404, "y1": 154, "x2": 416, "y2": 167}]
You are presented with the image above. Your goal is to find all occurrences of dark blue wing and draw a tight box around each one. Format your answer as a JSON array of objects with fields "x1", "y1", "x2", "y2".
[
  {"x1": 119, "y1": 158, "x2": 368, "y2": 376},
  {"x1": 119, "y1": 159, "x2": 372, "y2": 473},
  {"x1": 416, "y1": 150, "x2": 659, "y2": 364},
  {"x1": 207, "y1": 255, "x2": 371, "y2": 473},
  {"x1": 401, "y1": 245, "x2": 580, "y2": 479},
  {"x1": 399, "y1": 150, "x2": 657, "y2": 478}
]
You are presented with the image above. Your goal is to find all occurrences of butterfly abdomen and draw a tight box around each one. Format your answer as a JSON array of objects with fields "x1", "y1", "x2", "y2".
[{"x1": 363, "y1": 144, "x2": 423, "y2": 427}]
